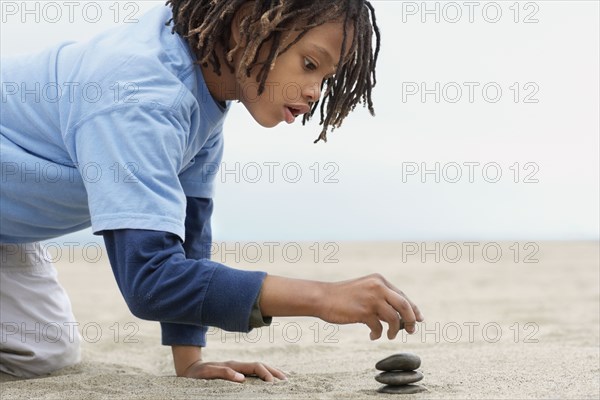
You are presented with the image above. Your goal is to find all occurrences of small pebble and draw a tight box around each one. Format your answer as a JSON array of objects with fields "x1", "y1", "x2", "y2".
[
  {"x1": 375, "y1": 353, "x2": 421, "y2": 372},
  {"x1": 375, "y1": 371, "x2": 423, "y2": 386},
  {"x1": 377, "y1": 384, "x2": 428, "y2": 394}
]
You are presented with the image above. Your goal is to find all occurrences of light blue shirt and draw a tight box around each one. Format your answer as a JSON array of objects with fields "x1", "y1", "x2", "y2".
[{"x1": 1, "y1": 5, "x2": 228, "y2": 243}]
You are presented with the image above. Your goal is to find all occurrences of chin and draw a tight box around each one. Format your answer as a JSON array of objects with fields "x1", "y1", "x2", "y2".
[
  {"x1": 243, "y1": 102, "x2": 283, "y2": 128},
  {"x1": 251, "y1": 114, "x2": 281, "y2": 128}
]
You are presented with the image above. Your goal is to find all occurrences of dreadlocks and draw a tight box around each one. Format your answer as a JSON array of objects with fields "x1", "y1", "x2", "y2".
[{"x1": 166, "y1": 0, "x2": 380, "y2": 143}]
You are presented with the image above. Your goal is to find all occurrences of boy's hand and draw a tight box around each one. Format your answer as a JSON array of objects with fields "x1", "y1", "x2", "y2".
[
  {"x1": 180, "y1": 360, "x2": 286, "y2": 382},
  {"x1": 171, "y1": 346, "x2": 286, "y2": 382},
  {"x1": 260, "y1": 274, "x2": 424, "y2": 341},
  {"x1": 318, "y1": 273, "x2": 424, "y2": 340}
]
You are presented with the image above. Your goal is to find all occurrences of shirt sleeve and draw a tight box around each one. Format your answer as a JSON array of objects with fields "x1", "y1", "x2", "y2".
[
  {"x1": 69, "y1": 104, "x2": 191, "y2": 241},
  {"x1": 160, "y1": 196, "x2": 213, "y2": 346},
  {"x1": 102, "y1": 227, "x2": 269, "y2": 347},
  {"x1": 178, "y1": 132, "x2": 224, "y2": 199},
  {"x1": 159, "y1": 197, "x2": 271, "y2": 346}
]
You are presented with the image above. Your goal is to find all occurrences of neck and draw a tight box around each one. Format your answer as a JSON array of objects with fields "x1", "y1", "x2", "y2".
[{"x1": 199, "y1": 46, "x2": 240, "y2": 102}]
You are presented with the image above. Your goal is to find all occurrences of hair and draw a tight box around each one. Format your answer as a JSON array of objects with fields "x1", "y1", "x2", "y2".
[{"x1": 166, "y1": 0, "x2": 380, "y2": 144}]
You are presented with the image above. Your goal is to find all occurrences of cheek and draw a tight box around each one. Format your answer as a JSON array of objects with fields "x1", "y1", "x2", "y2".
[
  {"x1": 266, "y1": 55, "x2": 300, "y2": 84},
  {"x1": 266, "y1": 72, "x2": 304, "y2": 104},
  {"x1": 282, "y1": 83, "x2": 304, "y2": 103},
  {"x1": 236, "y1": 74, "x2": 262, "y2": 104}
]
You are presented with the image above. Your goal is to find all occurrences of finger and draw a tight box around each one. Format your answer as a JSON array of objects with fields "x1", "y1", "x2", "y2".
[
  {"x1": 365, "y1": 318, "x2": 383, "y2": 340},
  {"x1": 385, "y1": 291, "x2": 417, "y2": 333},
  {"x1": 404, "y1": 297, "x2": 424, "y2": 322},
  {"x1": 229, "y1": 362, "x2": 274, "y2": 383},
  {"x1": 387, "y1": 285, "x2": 424, "y2": 322},
  {"x1": 376, "y1": 305, "x2": 401, "y2": 340},
  {"x1": 264, "y1": 365, "x2": 287, "y2": 381},
  {"x1": 252, "y1": 363, "x2": 275, "y2": 383},
  {"x1": 383, "y1": 281, "x2": 425, "y2": 322},
  {"x1": 196, "y1": 365, "x2": 245, "y2": 382},
  {"x1": 228, "y1": 362, "x2": 287, "y2": 381}
]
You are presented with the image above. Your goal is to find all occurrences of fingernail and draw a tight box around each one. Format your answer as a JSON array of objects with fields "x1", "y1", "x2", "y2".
[{"x1": 235, "y1": 373, "x2": 245, "y2": 381}]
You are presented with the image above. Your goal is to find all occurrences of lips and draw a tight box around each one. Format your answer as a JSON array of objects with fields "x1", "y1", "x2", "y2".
[{"x1": 283, "y1": 104, "x2": 310, "y2": 124}]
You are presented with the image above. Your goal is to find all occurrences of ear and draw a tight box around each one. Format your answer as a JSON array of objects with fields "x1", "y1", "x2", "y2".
[{"x1": 231, "y1": 2, "x2": 255, "y2": 47}]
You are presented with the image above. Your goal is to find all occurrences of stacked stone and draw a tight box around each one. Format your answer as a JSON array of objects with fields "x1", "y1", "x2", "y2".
[{"x1": 375, "y1": 353, "x2": 427, "y2": 394}]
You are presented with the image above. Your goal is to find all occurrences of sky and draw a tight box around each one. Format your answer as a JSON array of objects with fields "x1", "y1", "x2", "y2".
[{"x1": 1, "y1": 0, "x2": 598, "y2": 242}]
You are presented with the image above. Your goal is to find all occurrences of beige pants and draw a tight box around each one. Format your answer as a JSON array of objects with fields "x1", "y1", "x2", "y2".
[{"x1": 0, "y1": 243, "x2": 81, "y2": 377}]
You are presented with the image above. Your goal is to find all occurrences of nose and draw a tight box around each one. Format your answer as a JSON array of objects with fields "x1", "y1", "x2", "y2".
[{"x1": 302, "y1": 81, "x2": 322, "y2": 103}]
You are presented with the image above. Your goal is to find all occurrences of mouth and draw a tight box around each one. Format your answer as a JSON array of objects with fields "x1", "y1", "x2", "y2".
[{"x1": 284, "y1": 104, "x2": 310, "y2": 124}]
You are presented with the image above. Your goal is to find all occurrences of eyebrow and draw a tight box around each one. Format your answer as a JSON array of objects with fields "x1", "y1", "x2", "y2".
[{"x1": 312, "y1": 44, "x2": 338, "y2": 71}]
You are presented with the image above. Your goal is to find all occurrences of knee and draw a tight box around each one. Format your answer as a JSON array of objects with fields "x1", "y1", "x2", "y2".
[
  {"x1": 1, "y1": 332, "x2": 81, "y2": 378},
  {"x1": 31, "y1": 331, "x2": 81, "y2": 377},
  {"x1": 39, "y1": 333, "x2": 81, "y2": 374}
]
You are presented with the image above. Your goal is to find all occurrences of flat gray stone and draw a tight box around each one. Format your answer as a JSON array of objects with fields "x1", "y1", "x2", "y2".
[
  {"x1": 375, "y1": 371, "x2": 423, "y2": 386},
  {"x1": 376, "y1": 353, "x2": 421, "y2": 371},
  {"x1": 377, "y1": 384, "x2": 428, "y2": 394}
]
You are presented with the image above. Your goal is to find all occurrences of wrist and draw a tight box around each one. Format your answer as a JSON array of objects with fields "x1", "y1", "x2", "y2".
[
  {"x1": 310, "y1": 280, "x2": 329, "y2": 318},
  {"x1": 171, "y1": 345, "x2": 202, "y2": 377},
  {"x1": 259, "y1": 275, "x2": 328, "y2": 318}
]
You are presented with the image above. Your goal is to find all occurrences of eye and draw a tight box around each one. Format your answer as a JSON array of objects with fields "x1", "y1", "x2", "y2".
[{"x1": 304, "y1": 57, "x2": 318, "y2": 71}]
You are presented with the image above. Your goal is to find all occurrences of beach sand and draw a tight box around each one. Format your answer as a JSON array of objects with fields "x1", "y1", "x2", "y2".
[{"x1": 1, "y1": 241, "x2": 598, "y2": 399}]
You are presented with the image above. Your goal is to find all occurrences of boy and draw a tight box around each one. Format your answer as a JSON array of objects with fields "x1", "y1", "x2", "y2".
[{"x1": 0, "y1": 0, "x2": 424, "y2": 381}]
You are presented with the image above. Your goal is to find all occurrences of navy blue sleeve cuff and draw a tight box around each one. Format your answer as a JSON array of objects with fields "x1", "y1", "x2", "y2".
[
  {"x1": 161, "y1": 322, "x2": 208, "y2": 347},
  {"x1": 201, "y1": 266, "x2": 268, "y2": 332}
]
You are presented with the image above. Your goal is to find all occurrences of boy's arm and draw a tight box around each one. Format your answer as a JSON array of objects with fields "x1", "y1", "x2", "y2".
[
  {"x1": 102, "y1": 228, "x2": 267, "y2": 332},
  {"x1": 164, "y1": 197, "x2": 271, "y2": 375},
  {"x1": 181, "y1": 197, "x2": 422, "y2": 336},
  {"x1": 259, "y1": 274, "x2": 423, "y2": 339},
  {"x1": 102, "y1": 197, "x2": 273, "y2": 377},
  {"x1": 160, "y1": 197, "x2": 214, "y2": 350},
  {"x1": 102, "y1": 228, "x2": 286, "y2": 381}
]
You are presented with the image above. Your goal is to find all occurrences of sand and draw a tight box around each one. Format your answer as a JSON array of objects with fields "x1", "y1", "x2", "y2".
[{"x1": 1, "y1": 241, "x2": 598, "y2": 399}]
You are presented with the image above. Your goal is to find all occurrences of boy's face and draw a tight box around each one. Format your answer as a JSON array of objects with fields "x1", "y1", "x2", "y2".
[{"x1": 236, "y1": 21, "x2": 351, "y2": 128}]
